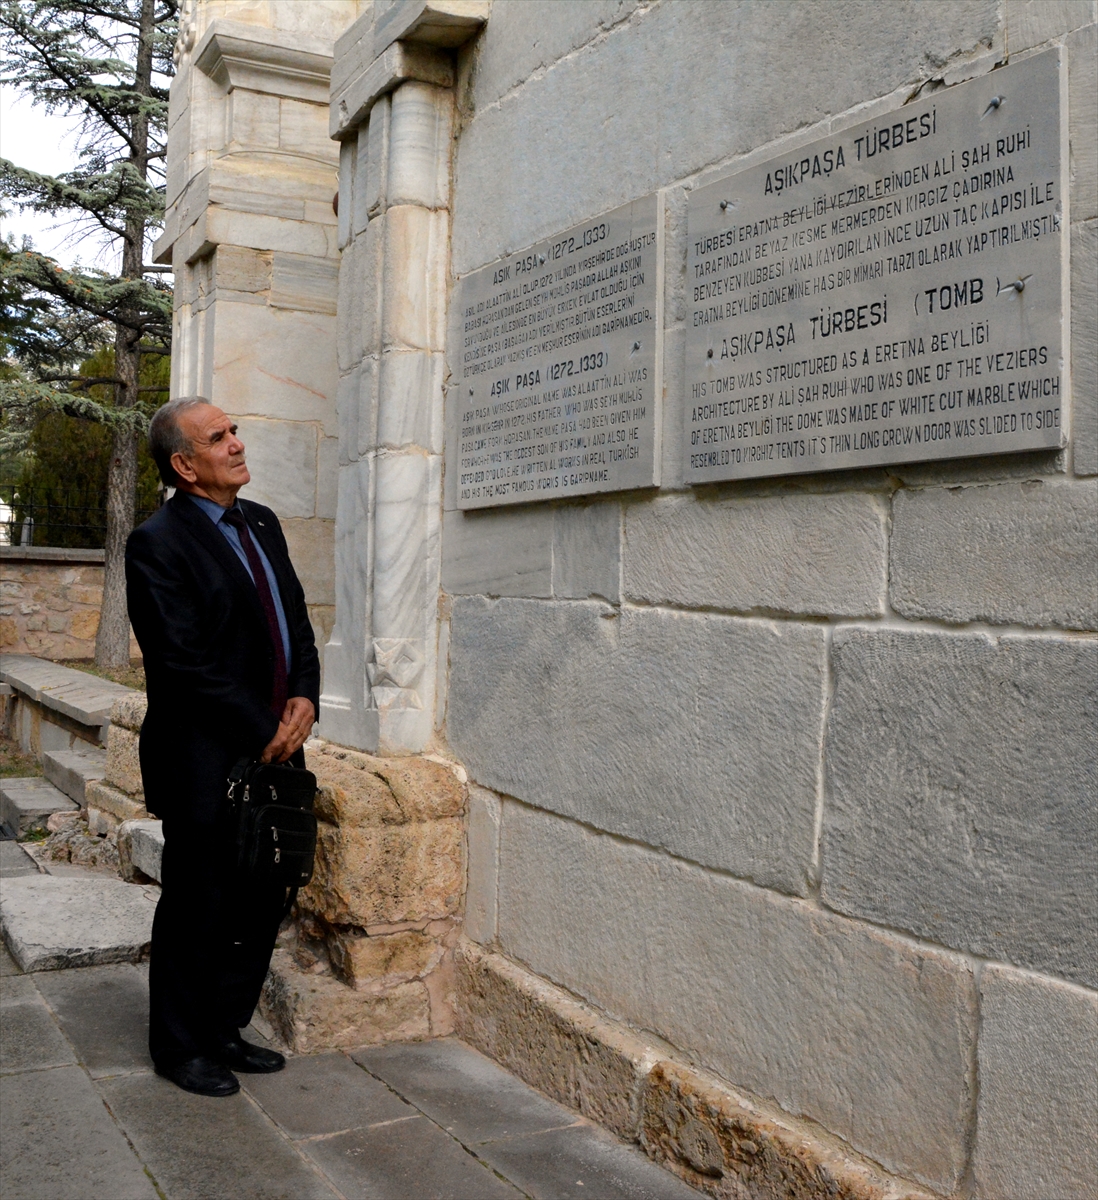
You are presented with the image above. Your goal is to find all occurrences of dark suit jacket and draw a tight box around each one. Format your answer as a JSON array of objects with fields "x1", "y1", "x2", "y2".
[{"x1": 125, "y1": 492, "x2": 320, "y2": 823}]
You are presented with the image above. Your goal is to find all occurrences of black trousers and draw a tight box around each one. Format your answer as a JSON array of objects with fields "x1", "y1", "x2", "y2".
[{"x1": 148, "y1": 813, "x2": 285, "y2": 1068}]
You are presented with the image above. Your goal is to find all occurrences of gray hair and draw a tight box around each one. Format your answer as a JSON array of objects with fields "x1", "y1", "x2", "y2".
[{"x1": 148, "y1": 396, "x2": 209, "y2": 487}]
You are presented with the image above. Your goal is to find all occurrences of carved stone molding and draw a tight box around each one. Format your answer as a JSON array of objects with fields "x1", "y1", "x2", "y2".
[
  {"x1": 194, "y1": 20, "x2": 334, "y2": 104},
  {"x1": 367, "y1": 637, "x2": 426, "y2": 710}
]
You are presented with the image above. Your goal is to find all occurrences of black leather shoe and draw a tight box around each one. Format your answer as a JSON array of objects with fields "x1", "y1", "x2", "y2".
[
  {"x1": 214, "y1": 1035, "x2": 286, "y2": 1074},
  {"x1": 156, "y1": 1056, "x2": 240, "y2": 1097}
]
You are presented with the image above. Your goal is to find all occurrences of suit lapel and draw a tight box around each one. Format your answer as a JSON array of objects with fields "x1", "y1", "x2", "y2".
[{"x1": 166, "y1": 493, "x2": 267, "y2": 628}]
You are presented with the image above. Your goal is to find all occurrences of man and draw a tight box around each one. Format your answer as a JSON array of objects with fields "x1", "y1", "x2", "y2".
[{"x1": 126, "y1": 397, "x2": 319, "y2": 1097}]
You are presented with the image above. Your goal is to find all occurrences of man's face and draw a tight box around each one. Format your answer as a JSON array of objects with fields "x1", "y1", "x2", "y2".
[{"x1": 172, "y1": 404, "x2": 250, "y2": 502}]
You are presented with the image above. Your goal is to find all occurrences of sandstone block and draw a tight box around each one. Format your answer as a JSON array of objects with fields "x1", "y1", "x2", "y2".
[
  {"x1": 454, "y1": 939, "x2": 657, "y2": 1140},
  {"x1": 625, "y1": 492, "x2": 886, "y2": 617},
  {"x1": 261, "y1": 949, "x2": 430, "y2": 1053},
  {"x1": 497, "y1": 801, "x2": 977, "y2": 1193},
  {"x1": 449, "y1": 598, "x2": 825, "y2": 895},
  {"x1": 823, "y1": 628, "x2": 1097, "y2": 988},
  {"x1": 308, "y1": 742, "x2": 465, "y2": 824},
  {"x1": 464, "y1": 785, "x2": 500, "y2": 945},
  {"x1": 552, "y1": 502, "x2": 621, "y2": 602},
  {"x1": 68, "y1": 610, "x2": 98, "y2": 640},
  {"x1": 1072, "y1": 220, "x2": 1097, "y2": 475},
  {"x1": 441, "y1": 506, "x2": 554, "y2": 598},
  {"x1": 84, "y1": 781, "x2": 148, "y2": 825},
  {"x1": 302, "y1": 816, "x2": 464, "y2": 926},
  {"x1": 105, "y1": 724, "x2": 143, "y2": 798},
  {"x1": 890, "y1": 481, "x2": 1098, "y2": 629},
  {"x1": 328, "y1": 928, "x2": 443, "y2": 989},
  {"x1": 973, "y1": 965, "x2": 1098, "y2": 1200},
  {"x1": 109, "y1": 692, "x2": 148, "y2": 734},
  {"x1": 642, "y1": 1060, "x2": 936, "y2": 1200}
]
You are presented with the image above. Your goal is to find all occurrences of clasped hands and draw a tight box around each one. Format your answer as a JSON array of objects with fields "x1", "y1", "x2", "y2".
[{"x1": 261, "y1": 696, "x2": 315, "y2": 764}]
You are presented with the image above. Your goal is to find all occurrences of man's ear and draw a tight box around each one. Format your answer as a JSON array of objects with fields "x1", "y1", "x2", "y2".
[{"x1": 171, "y1": 451, "x2": 197, "y2": 484}]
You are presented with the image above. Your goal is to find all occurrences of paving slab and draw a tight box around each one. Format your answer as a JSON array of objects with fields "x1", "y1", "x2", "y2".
[
  {"x1": 43, "y1": 746, "x2": 107, "y2": 805},
  {"x1": 0, "y1": 874, "x2": 158, "y2": 971},
  {"x1": 353, "y1": 1036, "x2": 580, "y2": 1142},
  {"x1": 302, "y1": 1113, "x2": 523, "y2": 1200},
  {"x1": 243, "y1": 1050, "x2": 415, "y2": 1138},
  {"x1": 35, "y1": 962, "x2": 150, "y2": 1077},
  {"x1": 0, "y1": 1064, "x2": 158, "y2": 1200},
  {"x1": 0, "y1": 943, "x2": 22, "y2": 975},
  {"x1": 0, "y1": 839, "x2": 40, "y2": 877},
  {"x1": 0, "y1": 971, "x2": 39, "y2": 1005},
  {"x1": 0, "y1": 777, "x2": 78, "y2": 834},
  {"x1": 0, "y1": 998, "x2": 77, "y2": 1073},
  {"x1": 99, "y1": 1071, "x2": 341, "y2": 1200},
  {"x1": 480, "y1": 1122, "x2": 705, "y2": 1200}
]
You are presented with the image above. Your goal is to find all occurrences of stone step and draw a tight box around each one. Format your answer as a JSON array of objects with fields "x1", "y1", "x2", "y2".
[
  {"x1": 0, "y1": 777, "x2": 79, "y2": 836},
  {"x1": 119, "y1": 819, "x2": 164, "y2": 884},
  {"x1": 0, "y1": 872, "x2": 158, "y2": 971},
  {"x1": 42, "y1": 747, "x2": 108, "y2": 806}
]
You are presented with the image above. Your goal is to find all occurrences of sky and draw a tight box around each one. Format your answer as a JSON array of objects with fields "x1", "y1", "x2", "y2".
[{"x1": 1, "y1": 82, "x2": 121, "y2": 271}]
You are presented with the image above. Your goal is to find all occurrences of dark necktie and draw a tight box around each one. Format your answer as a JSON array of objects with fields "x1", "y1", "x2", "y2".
[{"x1": 222, "y1": 507, "x2": 288, "y2": 719}]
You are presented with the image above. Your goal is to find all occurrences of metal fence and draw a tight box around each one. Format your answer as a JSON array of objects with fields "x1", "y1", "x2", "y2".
[{"x1": 0, "y1": 482, "x2": 161, "y2": 549}]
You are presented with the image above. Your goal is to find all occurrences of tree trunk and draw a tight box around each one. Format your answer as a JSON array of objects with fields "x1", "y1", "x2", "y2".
[{"x1": 95, "y1": 0, "x2": 157, "y2": 670}]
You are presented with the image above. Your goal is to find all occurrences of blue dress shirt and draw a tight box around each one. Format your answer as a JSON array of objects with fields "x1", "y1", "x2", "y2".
[{"x1": 186, "y1": 493, "x2": 292, "y2": 670}]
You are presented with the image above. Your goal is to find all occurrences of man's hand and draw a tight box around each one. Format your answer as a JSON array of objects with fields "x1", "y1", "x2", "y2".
[{"x1": 260, "y1": 697, "x2": 316, "y2": 763}]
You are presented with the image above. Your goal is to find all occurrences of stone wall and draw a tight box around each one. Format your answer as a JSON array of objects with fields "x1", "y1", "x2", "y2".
[{"x1": 0, "y1": 548, "x2": 138, "y2": 660}]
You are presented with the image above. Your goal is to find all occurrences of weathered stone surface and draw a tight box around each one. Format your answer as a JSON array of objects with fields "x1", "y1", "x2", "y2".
[
  {"x1": 553, "y1": 502, "x2": 622, "y2": 602},
  {"x1": 260, "y1": 948, "x2": 430, "y2": 1052},
  {"x1": 302, "y1": 815, "x2": 464, "y2": 926},
  {"x1": 237, "y1": 416, "x2": 318, "y2": 518},
  {"x1": 454, "y1": 939, "x2": 657, "y2": 1140},
  {"x1": 1072, "y1": 220, "x2": 1098, "y2": 475},
  {"x1": 0, "y1": 875, "x2": 158, "y2": 971},
  {"x1": 823, "y1": 628, "x2": 1097, "y2": 988},
  {"x1": 42, "y1": 747, "x2": 106, "y2": 807},
  {"x1": 109, "y1": 691, "x2": 147, "y2": 733},
  {"x1": 1068, "y1": 22, "x2": 1097, "y2": 222},
  {"x1": 308, "y1": 742, "x2": 465, "y2": 823},
  {"x1": 84, "y1": 780, "x2": 148, "y2": 825},
  {"x1": 0, "y1": 653, "x2": 133, "y2": 729},
  {"x1": 890, "y1": 482, "x2": 1098, "y2": 629},
  {"x1": 441, "y1": 506, "x2": 554, "y2": 598},
  {"x1": 643, "y1": 1061, "x2": 936, "y2": 1200},
  {"x1": 329, "y1": 927, "x2": 443, "y2": 988},
  {"x1": 1004, "y1": 0, "x2": 1096, "y2": 54},
  {"x1": 464, "y1": 785, "x2": 500, "y2": 945},
  {"x1": 105, "y1": 724, "x2": 144, "y2": 797},
  {"x1": 449, "y1": 598, "x2": 825, "y2": 895},
  {"x1": 624, "y1": 492, "x2": 887, "y2": 617},
  {"x1": 0, "y1": 777, "x2": 77, "y2": 835},
  {"x1": 118, "y1": 819, "x2": 164, "y2": 884},
  {"x1": 497, "y1": 801, "x2": 977, "y2": 1193},
  {"x1": 973, "y1": 965, "x2": 1098, "y2": 1200}
]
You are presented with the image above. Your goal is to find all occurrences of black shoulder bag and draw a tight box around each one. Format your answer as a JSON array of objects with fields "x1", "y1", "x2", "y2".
[{"x1": 227, "y1": 760, "x2": 318, "y2": 914}]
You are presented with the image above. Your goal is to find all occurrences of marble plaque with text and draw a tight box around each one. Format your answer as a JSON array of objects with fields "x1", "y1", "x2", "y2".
[
  {"x1": 450, "y1": 195, "x2": 661, "y2": 509},
  {"x1": 685, "y1": 51, "x2": 1065, "y2": 483}
]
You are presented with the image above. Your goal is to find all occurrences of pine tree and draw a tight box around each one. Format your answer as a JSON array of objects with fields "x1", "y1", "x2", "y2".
[{"x1": 0, "y1": 0, "x2": 177, "y2": 667}]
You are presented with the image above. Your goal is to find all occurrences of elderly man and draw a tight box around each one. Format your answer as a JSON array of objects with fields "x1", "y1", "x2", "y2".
[{"x1": 126, "y1": 397, "x2": 319, "y2": 1097}]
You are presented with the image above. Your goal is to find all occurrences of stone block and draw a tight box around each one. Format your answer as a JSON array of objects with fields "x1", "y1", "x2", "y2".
[
  {"x1": 377, "y1": 349, "x2": 444, "y2": 451},
  {"x1": 624, "y1": 492, "x2": 886, "y2": 617},
  {"x1": 280, "y1": 518, "x2": 335, "y2": 607},
  {"x1": 317, "y1": 436, "x2": 339, "y2": 518},
  {"x1": 890, "y1": 481, "x2": 1098, "y2": 629},
  {"x1": 363, "y1": 93, "x2": 390, "y2": 219},
  {"x1": 496, "y1": 802, "x2": 977, "y2": 1193},
  {"x1": 214, "y1": 244, "x2": 271, "y2": 295},
  {"x1": 464, "y1": 785, "x2": 500, "y2": 945},
  {"x1": 1004, "y1": 0, "x2": 1095, "y2": 52},
  {"x1": 328, "y1": 927, "x2": 443, "y2": 988},
  {"x1": 42, "y1": 747, "x2": 106, "y2": 806},
  {"x1": 301, "y1": 815, "x2": 464, "y2": 926},
  {"x1": 454, "y1": 939, "x2": 658, "y2": 1140},
  {"x1": 84, "y1": 781, "x2": 148, "y2": 825},
  {"x1": 279, "y1": 96, "x2": 336, "y2": 161},
  {"x1": 118, "y1": 820, "x2": 164, "y2": 884},
  {"x1": 449, "y1": 598, "x2": 825, "y2": 895},
  {"x1": 381, "y1": 205, "x2": 447, "y2": 351},
  {"x1": 552, "y1": 502, "x2": 621, "y2": 602},
  {"x1": 1072, "y1": 220, "x2": 1098, "y2": 475},
  {"x1": 642, "y1": 1060, "x2": 936, "y2": 1200},
  {"x1": 1068, "y1": 22, "x2": 1097, "y2": 222},
  {"x1": 228, "y1": 88, "x2": 279, "y2": 149},
  {"x1": 0, "y1": 777, "x2": 77, "y2": 835},
  {"x1": 308, "y1": 742, "x2": 466, "y2": 824},
  {"x1": 270, "y1": 251, "x2": 339, "y2": 314},
  {"x1": 973, "y1": 965, "x2": 1098, "y2": 1200},
  {"x1": 105, "y1": 724, "x2": 144, "y2": 797},
  {"x1": 260, "y1": 949, "x2": 430, "y2": 1052},
  {"x1": 442, "y1": 506, "x2": 554, "y2": 598},
  {"x1": 823, "y1": 628, "x2": 1097, "y2": 988},
  {"x1": 0, "y1": 875, "x2": 158, "y2": 971},
  {"x1": 236, "y1": 417, "x2": 318, "y2": 518},
  {"x1": 388, "y1": 81, "x2": 452, "y2": 210},
  {"x1": 110, "y1": 691, "x2": 148, "y2": 733},
  {"x1": 337, "y1": 138, "x2": 354, "y2": 249}
]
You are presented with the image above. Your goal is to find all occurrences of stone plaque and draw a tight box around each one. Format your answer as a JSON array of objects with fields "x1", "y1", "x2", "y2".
[
  {"x1": 685, "y1": 51, "x2": 1064, "y2": 483},
  {"x1": 450, "y1": 195, "x2": 661, "y2": 508}
]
